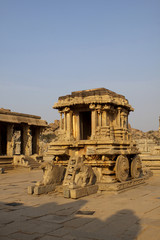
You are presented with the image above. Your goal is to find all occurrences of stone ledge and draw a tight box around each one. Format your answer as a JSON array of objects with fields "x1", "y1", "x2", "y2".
[{"x1": 98, "y1": 177, "x2": 146, "y2": 192}]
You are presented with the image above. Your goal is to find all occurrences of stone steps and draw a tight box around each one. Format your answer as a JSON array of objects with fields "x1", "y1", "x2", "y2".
[
  {"x1": 13, "y1": 155, "x2": 41, "y2": 169},
  {"x1": 140, "y1": 154, "x2": 160, "y2": 174},
  {"x1": 0, "y1": 156, "x2": 14, "y2": 170},
  {"x1": 24, "y1": 157, "x2": 41, "y2": 169}
]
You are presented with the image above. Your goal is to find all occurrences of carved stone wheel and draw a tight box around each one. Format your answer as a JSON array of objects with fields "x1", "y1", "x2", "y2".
[
  {"x1": 115, "y1": 155, "x2": 129, "y2": 182},
  {"x1": 131, "y1": 155, "x2": 142, "y2": 179}
]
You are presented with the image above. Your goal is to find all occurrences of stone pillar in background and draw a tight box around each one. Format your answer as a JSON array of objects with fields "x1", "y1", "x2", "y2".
[
  {"x1": 7, "y1": 124, "x2": 14, "y2": 156},
  {"x1": 22, "y1": 125, "x2": 32, "y2": 156}
]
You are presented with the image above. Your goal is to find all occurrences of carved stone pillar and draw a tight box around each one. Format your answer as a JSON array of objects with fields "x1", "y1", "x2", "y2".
[
  {"x1": 121, "y1": 111, "x2": 127, "y2": 127},
  {"x1": 7, "y1": 124, "x2": 14, "y2": 156},
  {"x1": 97, "y1": 110, "x2": 102, "y2": 127},
  {"x1": 63, "y1": 107, "x2": 70, "y2": 133},
  {"x1": 22, "y1": 125, "x2": 32, "y2": 156},
  {"x1": 59, "y1": 111, "x2": 63, "y2": 130},
  {"x1": 73, "y1": 114, "x2": 76, "y2": 139},
  {"x1": 89, "y1": 104, "x2": 97, "y2": 139},
  {"x1": 77, "y1": 113, "x2": 80, "y2": 140},
  {"x1": 102, "y1": 111, "x2": 107, "y2": 126},
  {"x1": 91, "y1": 110, "x2": 96, "y2": 138},
  {"x1": 109, "y1": 113, "x2": 115, "y2": 140},
  {"x1": 67, "y1": 111, "x2": 73, "y2": 139},
  {"x1": 35, "y1": 128, "x2": 40, "y2": 155},
  {"x1": 117, "y1": 107, "x2": 121, "y2": 128},
  {"x1": 106, "y1": 112, "x2": 110, "y2": 126},
  {"x1": 64, "y1": 112, "x2": 67, "y2": 131}
]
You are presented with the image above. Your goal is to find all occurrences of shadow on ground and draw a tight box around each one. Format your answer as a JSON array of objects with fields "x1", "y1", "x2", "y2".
[{"x1": 0, "y1": 198, "x2": 141, "y2": 240}]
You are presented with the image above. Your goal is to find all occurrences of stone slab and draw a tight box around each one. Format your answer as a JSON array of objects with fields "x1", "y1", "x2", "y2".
[
  {"x1": 70, "y1": 185, "x2": 98, "y2": 199},
  {"x1": 34, "y1": 184, "x2": 55, "y2": 195},
  {"x1": 98, "y1": 177, "x2": 146, "y2": 191}
]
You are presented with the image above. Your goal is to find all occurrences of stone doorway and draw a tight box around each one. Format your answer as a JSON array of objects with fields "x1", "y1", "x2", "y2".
[
  {"x1": 31, "y1": 127, "x2": 38, "y2": 155},
  {"x1": 80, "y1": 111, "x2": 91, "y2": 140},
  {"x1": 0, "y1": 123, "x2": 7, "y2": 155}
]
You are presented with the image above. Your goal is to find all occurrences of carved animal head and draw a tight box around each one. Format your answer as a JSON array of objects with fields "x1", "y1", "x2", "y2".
[{"x1": 40, "y1": 162, "x2": 55, "y2": 173}]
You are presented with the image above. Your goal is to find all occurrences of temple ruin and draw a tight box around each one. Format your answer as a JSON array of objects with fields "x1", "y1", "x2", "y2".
[
  {"x1": 0, "y1": 108, "x2": 47, "y2": 169},
  {"x1": 44, "y1": 88, "x2": 144, "y2": 197}
]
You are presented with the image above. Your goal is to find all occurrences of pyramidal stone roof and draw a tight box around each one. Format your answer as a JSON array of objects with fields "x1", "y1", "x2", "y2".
[{"x1": 53, "y1": 88, "x2": 134, "y2": 111}]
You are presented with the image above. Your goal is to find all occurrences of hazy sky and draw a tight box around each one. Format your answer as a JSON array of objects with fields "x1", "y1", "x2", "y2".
[{"x1": 0, "y1": 0, "x2": 160, "y2": 131}]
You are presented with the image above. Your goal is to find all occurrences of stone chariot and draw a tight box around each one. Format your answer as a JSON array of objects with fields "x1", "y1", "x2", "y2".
[{"x1": 45, "y1": 88, "x2": 142, "y2": 197}]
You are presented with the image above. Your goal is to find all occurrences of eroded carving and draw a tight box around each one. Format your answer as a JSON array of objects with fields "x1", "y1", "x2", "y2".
[{"x1": 36, "y1": 162, "x2": 65, "y2": 186}]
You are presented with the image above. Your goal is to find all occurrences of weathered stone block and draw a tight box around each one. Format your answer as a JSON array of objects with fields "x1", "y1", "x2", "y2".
[
  {"x1": 70, "y1": 185, "x2": 98, "y2": 199},
  {"x1": 63, "y1": 187, "x2": 70, "y2": 198},
  {"x1": 70, "y1": 187, "x2": 88, "y2": 199},
  {"x1": 87, "y1": 185, "x2": 98, "y2": 195},
  {"x1": 28, "y1": 185, "x2": 35, "y2": 194},
  {"x1": 34, "y1": 184, "x2": 55, "y2": 195}
]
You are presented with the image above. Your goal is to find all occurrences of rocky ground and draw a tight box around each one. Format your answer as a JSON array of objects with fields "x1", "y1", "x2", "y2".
[{"x1": 130, "y1": 128, "x2": 160, "y2": 144}]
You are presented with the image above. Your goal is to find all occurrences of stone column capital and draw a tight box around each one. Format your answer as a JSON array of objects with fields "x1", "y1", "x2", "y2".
[
  {"x1": 63, "y1": 107, "x2": 70, "y2": 113},
  {"x1": 89, "y1": 104, "x2": 96, "y2": 109}
]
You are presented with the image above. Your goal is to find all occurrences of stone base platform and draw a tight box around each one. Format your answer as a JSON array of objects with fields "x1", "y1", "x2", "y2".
[
  {"x1": 98, "y1": 177, "x2": 146, "y2": 192},
  {"x1": 28, "y1": 184, "x2": 55, "y2": 195},
  {"x1": 64, "y1": 185, "x2": 98, "y2": 199},
  {"x1": 28, "y1": 178, "x2": 147, "y2": 197}
]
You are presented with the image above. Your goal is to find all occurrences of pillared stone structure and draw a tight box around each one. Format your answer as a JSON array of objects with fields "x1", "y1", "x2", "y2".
[
  {"x1": 48, "y1": 88, "x2": 141, "y2": 185},
  {"x1": 0, "y1": 108, "x2": 47, "y2": 168}
]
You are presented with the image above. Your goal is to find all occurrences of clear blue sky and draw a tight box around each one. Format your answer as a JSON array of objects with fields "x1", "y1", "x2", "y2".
[{"x1": 0, "y1": 0, "x2": 160, "y2": 131}]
